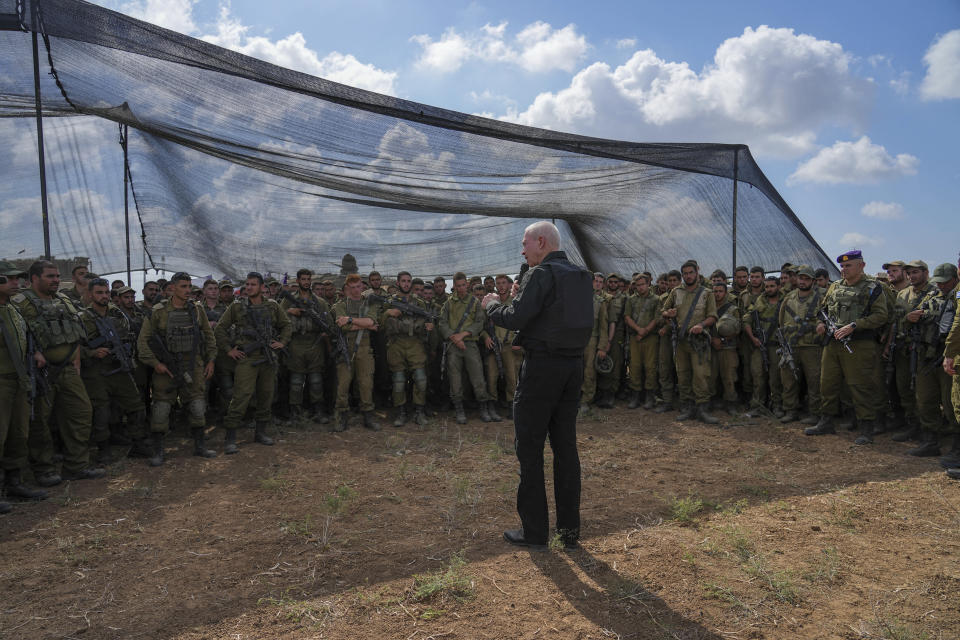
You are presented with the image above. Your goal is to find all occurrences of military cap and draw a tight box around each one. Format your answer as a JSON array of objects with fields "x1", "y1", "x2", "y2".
[
  {"x1": 881, "y1": 260, "x2": 905, "y2": 270},
  {"x1": 190, "y1": 284, "x2": 201, "y2": 292},
  {"x1": 265, "y1": 277, "x2": 279, "y2": 286},
  {"x1": 794, "y1": 264, "x2": 815, "y2": 278},
  {"x1": 115, "y1": 285, "x2": 134, "y2": 296},
  {"x1": 836, "y1": 250, "x2": 862, "y2": 263},
  {"x1": 85, "y1": 272, "x2": 100, "y2": 280},
  {"x1": 0, "y1": 260, "x2": 27, "y2": 277},
  {"x1": 218, "y1": 279, "x2": 234, "y2": 290},
  {"x1": 904, "y1": 260, "x2": 928, "y2": 270},
  {"x1": 780, "y1": 262, "x2": 796, "y2": 273},
  {"x1": 717, "y1": 314, "x2": 739, "y2": 338},
  {"x1": 605, "y1": 272, "x2": 622, "y2": 282},
  {"x1": 595, "y1": 353, "x2": 614, "y2": 374},
  {"x1": 930, "y1": 263, "x2": 958, "y2": 283}
]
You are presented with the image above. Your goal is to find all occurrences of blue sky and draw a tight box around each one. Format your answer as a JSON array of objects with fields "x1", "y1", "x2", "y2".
[{"x1": 12, "y1": 0, "x2": 960, "y2": 277}]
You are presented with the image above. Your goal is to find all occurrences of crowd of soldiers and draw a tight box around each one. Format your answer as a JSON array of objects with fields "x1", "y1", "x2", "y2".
[{"x1": 1, "y1": 248, "x2": 959, "y2": 512}]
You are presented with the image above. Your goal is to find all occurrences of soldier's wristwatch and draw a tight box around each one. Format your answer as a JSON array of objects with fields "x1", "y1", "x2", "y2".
[{"x1": 347, "y1": 317, "x2": 353, "y2": 325}]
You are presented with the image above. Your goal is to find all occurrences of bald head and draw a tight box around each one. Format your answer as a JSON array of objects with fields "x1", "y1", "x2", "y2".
[{"x1": 522, "y1": 221, "x2": 561, "y2": 267}]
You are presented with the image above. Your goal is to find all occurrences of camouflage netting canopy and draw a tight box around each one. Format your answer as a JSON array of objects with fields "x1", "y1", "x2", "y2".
[{"x1": 1, "y1": 0, "x2": 837, "y2": 280}]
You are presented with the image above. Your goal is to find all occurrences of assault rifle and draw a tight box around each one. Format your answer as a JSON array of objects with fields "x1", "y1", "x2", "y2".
[
  {"x1": 775, "y1": 327, "x2": 799, "y2": 379},
  {"x1": 87, "y1": 314, "x2": 137, "y2": 381},
  {"x1": 26, "y1": 332, "x2": 51, "y2": 419},
  {"x1": 752, "y1": 310, "x2": 769, "y2": 372},
  {"x1": 818, "y1": 310, "x2": 853, "y2": 354},
  {"x1": 669, "y1": 318, "x2": 679, "y2": 360},
  {"x1": 368, "y1": 294, "x2": 438, "y2": 322},
  {"x1": 279, "y1": 290, "x2": 350, "y2": 364},
  {"x1": 485, "y1": 317, "x2": 505, "y2": 382},
  {"x1": 148, "y1": 334, "x2": 192, "y2": 387},
  {"x1": 884, "y1": 318, "x2": 898, "y2": 386},
  {"x1": 240, "y1": 320, "x2": 287, "y2": 366}
]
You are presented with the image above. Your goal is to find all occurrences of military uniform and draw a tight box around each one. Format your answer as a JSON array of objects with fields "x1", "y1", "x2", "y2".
[
  {"x1": 597, "y1": 289, "x2": 627, "y2": 405},
  {"x1": 710, "y1": 293, "x2": 740, "y2": 412},
  {"x1": 777, "y1": 284, "x2": 824, "y2": 422},
  {"x1": 737, "y1": 286, "x2": 764, "y2": 398},
  {"x1": 655, "y1": 289, "x2": 677, "y2": 411},
  {"x1": 743, "y1": 294, "x2": 784, "y2": 414},
  {"x1": 892, "y1": 280, "x2": 938, "y2": 428},
  {"x1": 138, "y1": 298, "x2": 217, "y2": 463},
  {"x1": 216, "y1": 297, "x2": 291, "y2": 448},
  {"x1": 0, "y1": 301, "x2": 32, "y2": 489},
  {"x1": 662, "y1": 283, "x2": 718, "y2": 420},
  {"x1": 79, "y1": 302, "x2": 145, "y2": 463},
  {"x1": 381, "y1": 292, "x2": 433, "y2": 425},
  {"x1": 625, "y1": 290, "x2": 660, "y2": 406},
  {"x1": 580, "y1": 293, "x2": 609, "y2": 407},
  {"x1": 279, "y1": 290, "x2": 331, "y2": 420},
  {"x1": 439, "y1": 291, "x2": 490, "y2": 422},
  {"x1": 13, "y1": 288, "x2": 96, "y2": 480},
  {"x1": 331, "y1": 296, "x2": 379, "y2": 429},
  {"x1": 942, "y1": 281, "x2": 960, "y2": 451}
]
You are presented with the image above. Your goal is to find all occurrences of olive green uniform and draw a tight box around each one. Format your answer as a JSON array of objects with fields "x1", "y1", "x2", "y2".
[
  {"x1": 912, "y1": 286, "x2": 957, "y2": 435},
  {"x1": 331, "y1": 297, "x2": 379, "y2": 413},
  {"x1": 626, "y1": 291, "x2": 659, "y2": 394},
  {"x1": 0, "y1": 303, "x2": 31, "y2": 474},
  {"x1": 598, "y1": 292, "x2": 628, "y2": 395},
  {"x1": 656, "y1": 290, "x2": 677, "y2": 406},
  {"x1": 216, "y1": 298, "x2": 292, "y2": 428},
  {"x1": 581, "y1": 293, "x2": 609, "y2": 404},
  {"x1": 710, "y1": 294, "x2": 740, "y2": 404},
  {"x1": 744, "y1": 294, "x2": 784, "y2": 412},
  {"x1": 943, "y1": 284, "x2": 960, "y2": 425},
  {"x1": 380, "y1": 293, "x2": 432, "y2": 408},
  {"x1": 79, "y1": 303, "x2": 145, "y2": 446},
  {"x1": 818, "y1": 277, "x2": 889, "y2": 421},
  {"x1": 778, "y1": 288, "x2": 824, "y2": 416},
  {"x1": 279, "y1": 291, "x2": 331, "y2": 411},
  {"x1": 13, "y1": 290, "x2": 93, "y2": 476},
  {"x1": 893, "y1": 282, "x2": 938, "y2": 425},
  {"x1": 663, "y1": 285, "x2": 717, "y2": 406},
  {"x1": 737, "y1": 288, "x2": 764, "y2": 397},
  {"x1": 138, "y1": 299, "x2": 217, "y2": 434},
  {"x1": 439, "y1": 293, "x2": 488, "y2": 404}
]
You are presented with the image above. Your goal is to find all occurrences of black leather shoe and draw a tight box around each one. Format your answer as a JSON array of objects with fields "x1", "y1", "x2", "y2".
[{"x1": 503, "y1": 529, "x2": 547, "y2": 550}]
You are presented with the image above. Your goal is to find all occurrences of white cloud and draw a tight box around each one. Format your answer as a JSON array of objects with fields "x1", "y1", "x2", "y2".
[
  {"x1": 500, "y1": 26, "x2": 872, "y2": 157},
  {"x1": 860, "y1": 201, "x2": 904, "y2": 220},
  {"x1": 615, "y1": 38, "x2": 637, "y2": 50},
  {"x1": 412, "y1": 21, "x2": 588, "y2": 74},
  {"x1": 201, "y1": 7, "x2": 397, "y2": 95},
  {"x1": 920, "y1": 30, "x2": 960, "y2": 100},
  {"x1": 788, "y1": 136, "x2": 918, "y2": 185},
  {"x1": 120, "y1": 0, "x2": 198, "y2": 34},
  {"x1": 839, "y1": 232, "x2": 883, "y2": 247},
  {"x1": 889, "y1": 71, "x2": 910, "y2": 96}
]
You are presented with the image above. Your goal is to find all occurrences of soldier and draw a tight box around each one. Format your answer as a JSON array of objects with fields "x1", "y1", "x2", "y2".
[
  {"x1": 483, "y1": 276, "x2": 496, "y2": 294},
  {"x1": 941, "y1": 263, "x2": 960, "y2": 477},
  {"x1": 138, "y1": 281, "x2": 160, "y2": 317},
  {"x1": 710, "y1": 281, "x2": 740, "y2": 415},
  {"x1": 0, "y1": 261, "x2": 49, "y2": 510},
  {"x1": 732, "y1": 266, "x2": 749, "y2": 296},
  {"x1": 215, "y1": 272, "x2": 291, "y2": 451},
  {"x1": 320, "y1": 279, "x2": 339, "y2": 307},
  {"x1": 482, "y1": 275, "x2": 521, "y2": 417},
  {"x1": 380, "y1": 271, "x2": 434, "y2": 427},
  {"x1": 78, "y1": 278, "x2": 148, "y2": 464},
  {"x1": 883, "y1": 260, "x2": 908, "y2": 293},
  {"x1": 779, "y1": 264, "x2": 796, "y2": 294},
  {"x1": 330, "y1": 274, "x2": 381, "y2": 431},
  {"x1": 61, "y1": 264, "x2": 89, "y2": 303},
  {"x1": 742, "y1": 276, "x2": 783, "y2": 417},
  {"x1": 432, "y1": 276, "x2": 448, "y2": 307},
  {"x1": 137, "y1": 272, "x2": 217, "y2": 465},
  {"x1": 905, "y1": 263, "x2": 958, "y2": 457},
  {"x1": 777, "y1": 265, "x2": 824, "y2": 425},
  {"x1": 806, "y1": 250, "x2": 889, "y2": 444},
  {"x1": 654, "y1": 270, "x2": 682, "y2": 413},
  {"x1": 888, "y1": 260, "x2": 939, "y2": 442},
  {"x1": 579, "y1": 275, "x2": 610, "y2": 417},
  {"x1": 439, "y1": 272, "x2": 492, "y2": 424},
  {"x1": 13, "y1": 261, "x2": 103, "y2": 485},
  {"x1": 661, "y1": 260, "x2": 719, "y2": 423},
  {"x1": 624, "y1": 274, "x2": 660, "y2": 410},
  {"x1": 368, "y1": 271, "x2": 389, "y2": 297},
  {"x1": 279, "y1": 268, "x2": 332, "y2": 423},
  {"x1": 596, "y1": 274, "x2": 627, "y2": 408},
  {"x1": 814, "y1": 269, "x2": 831, "y2": 290}
]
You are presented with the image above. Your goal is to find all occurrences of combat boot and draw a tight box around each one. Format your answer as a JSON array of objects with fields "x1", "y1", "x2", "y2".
[
  {"x1": 642, "y1": 395, "x2": 655, "y2": 411},
  {"x1": 148, "y1": 432, "x2": 164, "y2": 467},
  {"x1": 0, "y1": 501, "x2": 10, "y2": 514},
  {"x1": 479, "y1": 401, "x2": 493, "y2": 423},
  {"x1": 891, "y1": 421, "x2": 921, "y2": 442},
  {"x1": 413, "y1": 405, "x2": 429, "y2": 426},
  {"x1": 854, "y1": 419, "x2": 875, "y2": 445},
  {"x1": 653, "y1": 399, "x2": 673, "y2": 414},
  {"x1": 95, "y1": 440, "x2": 113, "y2": 466},
  {"x1": 779, "y1": 410, "x2": 799, "y2": 424},
  {"x1": 128, "y1": 437, "x2": 154, "y2": 458},
  {"x1": 486, "y1": 401, "x2": 503, "y2": 422},
  {"x1": 676, "y1": 403, "x2": 695, "y2": 421},
  {"x1": 361, "y1": 411, "x2": 380, "y2": 431},
  {"x1": 596, "y1": 391, "x2": 615, "y2": 409},
  {"x1": 254, "y1": 421, "x2": 275, "y2": 445},
  {"x1": 627, "y1": 391, "x2": 641, "y2": 409},
  {"x1": 772, "y1": 406, "x2": 785, "y2": 419},
  {"x1": 577, "y1": 403, "x2": 594, "y2": 420},
  {"x1": 224, "y1": 428, "x2": 239, "y2": 454},
  {"x1": 800, "y1": 414, "x2": 819, "y2": 426},
  {"x1": 453, "y1": 401, "x2": 467, "y2": 425},
  {"x1": 3, "y1": 469, "x2": 48, "y2": 501},
  {"x1": 938, "y1": 434, "x2": 960, "y2": 469},
  {"x1": 34, "y1": 472, "x2": 62, "y2": 488},
  {"x1": 109, "y1": 423, "x2": 132, "y2": 446},
  {"x1": 393, "y1": 406, "x2": 407, "y2": 428},
  {"x1": 313, "y1": 407, "x2": 331, "y2": 425},
  {"x1": 192, "y1": 428, "x2": 217, "y2": 458},
  {"x1": 906, "y1": 431, "x2": 940, "y2": 457},
  {"x1": 697, "y1": 404, "x2": 719, "y2": 425},
  {"x1": 805, "y1": 415, "x2": 836, "y2": 436}
]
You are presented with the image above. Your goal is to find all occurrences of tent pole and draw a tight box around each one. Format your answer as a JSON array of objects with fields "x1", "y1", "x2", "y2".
[
  {"x1": 122, "y1": 124, "x2": 131, "y2": 284},
  {"x1": 731, "y1": 149, "x2": 739, "y2": 279},
  {"x1": 32, "y1": 23, "x2": 52, "y2": 260}
]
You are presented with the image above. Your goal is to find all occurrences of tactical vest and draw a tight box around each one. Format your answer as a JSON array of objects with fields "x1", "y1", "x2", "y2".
[
  {"x1": 826, "y1": 279, "x2": 881, "y2": 327},
  {"x1": 385, "y1": 293, "x2": 428, "y2": 340},
  {"x1": 519, "y1": 259, "x2": 593, "y2": 356},
  {"x1": 18, "y1": 289, "x2": 85, "y2": 350},
  {"x1": 165, "y1": 305, "x2": 199, "y2": 353},
  {"x1": 204, "y1": 303, "x2": 224, "y2": 325}
]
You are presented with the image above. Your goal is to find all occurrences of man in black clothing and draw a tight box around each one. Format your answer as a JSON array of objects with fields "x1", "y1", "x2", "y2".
[{"x1": 483, "y1": 221, "x2": 593, "y2": 549}]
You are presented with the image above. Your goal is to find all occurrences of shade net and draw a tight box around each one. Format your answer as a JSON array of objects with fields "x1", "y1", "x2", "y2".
[{"x1": 0, "y1": 0, "x2": 837, "y2": 280}]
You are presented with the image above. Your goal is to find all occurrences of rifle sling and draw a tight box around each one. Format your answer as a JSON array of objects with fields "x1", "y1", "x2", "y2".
[
  {"x1": 678, "y1": 287, "x2": 706, "y2": 338},
  {"x1": 0, "y1": 313, "x2": 29, "y2": 384}
]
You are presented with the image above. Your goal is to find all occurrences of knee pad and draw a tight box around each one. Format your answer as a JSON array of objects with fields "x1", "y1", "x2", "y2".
[
  {"x1": 151, "y1": 401, "x2": 172, "y2": 424},
  {"x1": 189, "y1": 398, "x2": 206, "y2": 420},
  {"x1": 412, "y1": 368, "x2": 428, "y2": 391},
  {"x1": 392, "y1": 371, "x2": 407, "y2": 395},
  {"x1": 289, "y1": 371, "x2": 306, "y2": 388},
  {"x1": 307, "y1": 372, "x2": 324, "y2": 393},
  {"x1": 219, "y1": 377, "x2": 234, "y2": 399}
]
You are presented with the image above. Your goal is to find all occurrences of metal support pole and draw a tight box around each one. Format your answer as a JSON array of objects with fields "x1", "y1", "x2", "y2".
[
  {"x1": 32, "y1": 23, "x2": 52, "y2": 260},
  {"x1": 731, "y1": 149, "x2": 739, "y2": 279},
  {"x1": 122, "y1": 124, "x2": 131, "y2": 284}
]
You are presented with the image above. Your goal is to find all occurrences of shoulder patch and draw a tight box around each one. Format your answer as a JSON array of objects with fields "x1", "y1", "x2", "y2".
[{"x1": 11, "y1": 293, "x2": 25, "y2": 304}]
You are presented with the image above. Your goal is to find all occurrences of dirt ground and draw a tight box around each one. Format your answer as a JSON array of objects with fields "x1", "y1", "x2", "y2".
[{"x1": 1, "y1": 407, "x2": 958, "y2": 640}]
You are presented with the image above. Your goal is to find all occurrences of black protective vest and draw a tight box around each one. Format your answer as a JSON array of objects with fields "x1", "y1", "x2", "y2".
[{"x1": 520, "y1": 257, "x2": 593, "y2": 356}]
